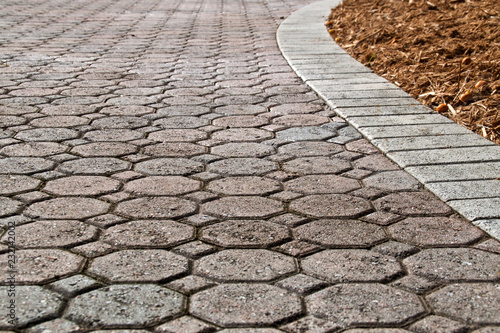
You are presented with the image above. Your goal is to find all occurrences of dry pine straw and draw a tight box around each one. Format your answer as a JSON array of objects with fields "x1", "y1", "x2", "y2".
[{"x1": 326, "y1": 0, "x2": 500, "y2": 144}]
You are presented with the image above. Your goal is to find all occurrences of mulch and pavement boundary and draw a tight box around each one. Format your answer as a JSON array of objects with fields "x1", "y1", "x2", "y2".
[{"x1": 277, "y1": 0, "x2": 500, "y2": 240}]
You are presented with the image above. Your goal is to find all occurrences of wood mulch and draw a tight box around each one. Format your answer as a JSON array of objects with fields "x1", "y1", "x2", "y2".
[{"x1": 326, "y1": 0, "x2": 500, "y2": 145}]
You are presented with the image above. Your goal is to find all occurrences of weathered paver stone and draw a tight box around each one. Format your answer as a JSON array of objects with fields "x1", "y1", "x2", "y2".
[
  {"x1": 0, "y1": 249, "x2": 84, "y2": 284},
  {"x1": 211, "y1": 142, "x2": 275, "y2": 158},
  {"x1": 102, "y1": 220, "x2": 194, "y2": 248},
  {"x1": 207, "y1": 176, "x2": 281, "y2": 195},
  {"x1": 374, "y1": 191, "x2": 452, "y2": 216},
  {"x1": 202, "y1": 196, "x2": 283, "y2": 218},
  {"x1": 285, "y1": 174, "x2": 360, "y2": 194},
  {"x1": 362, "y1": 170, "x2": 421, "y2": 192},
  {"x1": 65, "y1": 285, "x2": 185, "y2": 327},
  {"x1": 194, "y1": 249, "x2": 296, "y2": 282},
  {"x1": 71, "y1": 142, "x2": 138, "y2": 157},
  {"x1": 0, "y1": 142, "x2": 68, "y2": 157},
  {"x1": 15, "y1": 128, "x2": 79, "y2": 141},
  {"x1": 207, "y1": 158, "x2": 277, "y2": 175},
  {"x1": 124, "y1": 176, "x2": 201, "y2": 196},
  {"x1": 306, "y1": 283, "x2": 426, "y2": 326},
  {"x1": 115, "y1": 197, "x2": 197, "y2": 219},
  {"x1": 408, "y1": 315, "x2": 468, "y2": 333},
  {"x1": 135, "y1": 158, "x2": 204, "y2": 175},
  {"x1": 190, "y1": 284, "x2": 302, "y2": 327},
  {"x1": 2, "y1": 220, "x2": 98, "y2": 248},
  {"x1": 426, "y1": 283, "x2": 500, "y2": 325},
  {"x1": 43, "y1": 176, "x2": 120, "y2": 196},
  {"x1": 0, "y1": 157, "x2": 55, "y2": 174},
  {"x1": 301, "y1": 249, "x2": 402, "y2": 283},
  {"x1": 148, "y1": 129, "x2": 208, "y2": 142},
  {"x1": 290, "y1": 194, "x2": 372, "y2": 218},
  {"x1": 25, "y1": 197, "x2": 110, "y2": 219},
  {"x1": 0, "y1": 286, "x2": 64, "y2": 329},
  {"x1": 58, "y1": 157, "x2": 131, "y2": 175},
  {"x1": 388, "y1": 216, "x2": 485, "y2": 246},
  {"x1": 404, "y1": 248, "x2": 500, "y2": 281},
  {"x1": 212, "y1": 128, "x2": 273, "y2": 142},
  {"x1": 0, "y1": 197, "x2": 23, "y2": 217},
  {"x1": 88, "y1": 249, "x2": 189, "y2": 282},
  {"x1": 200, "y1": 220, "x2": 290, "y2": 247},
  {"x1": 295, "y1": 219, "x2": 386, "y2": 247},
  {"x1": 278, "y1": 141, "x2": 343, "y2": 157},
  {"x1": 143, "y1": 142, "x2": 206, "y2": 157}
]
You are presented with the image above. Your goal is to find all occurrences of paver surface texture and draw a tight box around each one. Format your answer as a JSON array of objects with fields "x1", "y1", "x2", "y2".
[{"x1": 0, "y1": 0, "x2": 499, "y2": 332}]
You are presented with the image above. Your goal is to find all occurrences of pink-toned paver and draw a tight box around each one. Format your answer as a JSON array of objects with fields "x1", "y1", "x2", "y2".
[{"x1": 0, "y1": 0, "x2": 498, "y2": 331}]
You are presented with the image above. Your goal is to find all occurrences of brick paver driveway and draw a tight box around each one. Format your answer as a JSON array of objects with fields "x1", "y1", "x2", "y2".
[{"x1": 0, "y1": 0, "x2": 499, "y2": 331}]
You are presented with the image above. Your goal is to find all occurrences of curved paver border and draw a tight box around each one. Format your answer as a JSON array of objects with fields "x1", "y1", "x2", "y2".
[{"x1": 277, "y1": 0, "x2": 500, "y2": 240}]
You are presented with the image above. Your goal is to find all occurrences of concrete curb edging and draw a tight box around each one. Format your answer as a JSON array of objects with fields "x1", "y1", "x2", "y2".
[{"x1": 277, "y1": 0, "x2": 500, "y2": 240}]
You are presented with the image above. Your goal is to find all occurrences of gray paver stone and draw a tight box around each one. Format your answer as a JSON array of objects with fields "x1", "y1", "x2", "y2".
[
  {"x1": 426, "y1": 283, "x2": 500, "y2": 325},
  {"x1": 190, "y1": 284, "x2": 302, "y2": 327},
  {"x1": 306, "y1": 283, "x2": 426, "y2": 326},
  {"x1": 404, "y1": 248, "x2": 500, "y2": 281},
  {"x1": 25, "y1": 197, "x2": 110, "y2": 219},
  {"x1": 65, "y1": 284, "x2": 185, "y2": 327},
  {"x1": 290, "y1": 194, "x2": 372, "y2": 218},
  {"x1": 194, "y1": 249, "x2": 296, "y2": 282},
  {"x1": 0, "y1": 286, "x2": 64, "y2": 329}
]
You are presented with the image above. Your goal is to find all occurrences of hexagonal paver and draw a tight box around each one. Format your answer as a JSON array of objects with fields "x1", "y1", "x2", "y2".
[
  {"x1": 154, "y1": 116, "x2": 209, "y2": 128},
  {"x1": 301, "y1": 249, "x2": 403, "y2": 283},
  {"x1": 362, "y1": 171, "x2": 421, "y2": 192},
  {"x1": 212, "y1": 128, "x2": 273, "y2": 142},
  {"x1": 0, "y1": 175, "x2": 41, "y2": 195},
  {"x1": 43, "y1": 176, "x2": 120, "y2": 196},
  {"x1": 102, "y1": 219, "x2": 195, "y2": 247},
  {"x1": 29, "y1": 115, "x2": 89, "y2": 127},
  {"x1": 25, "y1": 197, "x2": 110, "y2": 219},
  {"x1": 143, "y1": 142, "x2": 206, "y2": 157},
  {"x1": 0, "y1": 157, "x2": 55, "y2": 174},
  {"x1": 276, "y1": 127, "x2": 335, "y2": 141},
  {"x1": 290, "y1": 194, "x2": 372, "y2": 218},
  {"x1": 278, "y1": 142, "x2": 343, "y2": 157},
  {"x1": 0, "y1": 197, "x2": 23, "y2": 217},
  {"x1": 124, "y1": 176, "x2": 200, "y2": 196},
  {"x1": 388, "y1": 216, "x2": 485, "y2": 246},
  {"x1": 58, "y1": 158, "x2": 131, "y2": 175},
  {"x1": 200, "y1": 220, "x2": 290, "y2": 247},
  {"x1": 0, "y1": 249, "x2": 84, "y2": 284},
  {"x1": 190, "y1": 284, "x2": 302, "y2": 327},
  {"x1": 211, "y1": 143, "x2": 275, "y2": 158},
  {"x1": 295, "y1": 219, "x2": 386, "y2": 247},
  {"x1": 408, "y1": 315, "x2": 468, "y2": 333},
  {"x1": 87, "y1": 249, "x2": 188, "y2": 282},
  {"x1": 135, "y1": 158, "x2": 204, "y2": 175},
  {"x1": 207, "y1": 158, "x2": 277, "y2": 175},
  {"x1": 273, "y1": 114, "x2": 330, "y2": 127},
  {"x1": 306, "y1": 283, "x2": 426, "y2": 326},
  {"x1": 194, "y1": 249, "x2": 296, "y2": 282},
  {"x1": 100, "y1": 105, "x2": 154, "y2": 116},
  {"x1": 65, "y1": 284, "x2": 185, "y2": 327},
  {"x1": 0, "y1": 286, "x2": 64, "y2": 328},
  {"x1": 148, "y1": 129, "x2": 208, "y2": 142},
  {"x1": 91, "y1": 116, "x2": 149, "y2": 129},
  {"x1": 0, "y1": 142, "x2": 68, "y2": 157},
  {"x1": 115, "y1": 197, "x2": 197, "y2": 218},
  {"x1": 14, "y1": 128, "x2": 79, "y2": 141},
  {"x1": 83, "y1": 129, "x2": 144, "y2": 142},
  {"x1": 2, "y1": 220, "x2": 98, "y2": 248},
  {"x1": 71, "y1": 142, "x2": 138, "y2": 157},
  {"x1": 403, "y1": 248, "x2": 500, "y2": 282},
  {"x1": 373, "y1": 192, "x2": 452, "y2": 216},
  {"x1": 283, "y1": 157, "x2": 352, "y2": 175},
  {"x1": 212, "y1": 115, "x2": 269, "y2": 128},
  {"x1": 203, "y1": 196, "x2": 283, "y2": 218},
  {"x1": 285, "y1": 175, "x2": 360, "y2": 194},
  {"x1": 207, "y1": 176, "x2": 281, "y2": 195},
  {"x1": 426, "y1": 283, "x2": 500, "y2": 325}
]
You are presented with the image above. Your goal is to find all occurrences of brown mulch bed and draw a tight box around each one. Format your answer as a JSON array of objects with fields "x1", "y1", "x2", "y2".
[{"x1": 326, "y1": 0, "x2": 500, "y2": 145}]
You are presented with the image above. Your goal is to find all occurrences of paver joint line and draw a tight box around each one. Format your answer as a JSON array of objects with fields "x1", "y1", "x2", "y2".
[{"x1": 0, "y1": 0, "x2": 499, "y2": 331}]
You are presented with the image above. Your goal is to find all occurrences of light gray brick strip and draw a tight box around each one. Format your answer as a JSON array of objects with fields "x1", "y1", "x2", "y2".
[{"x1": 277, "y1": 0, "x2": 500, "y2": 239}]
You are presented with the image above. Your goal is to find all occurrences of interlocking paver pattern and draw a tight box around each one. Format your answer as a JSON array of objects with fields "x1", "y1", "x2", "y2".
[{"x1": 1, "y1": 0, "x2": 499, "y2": 331}]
